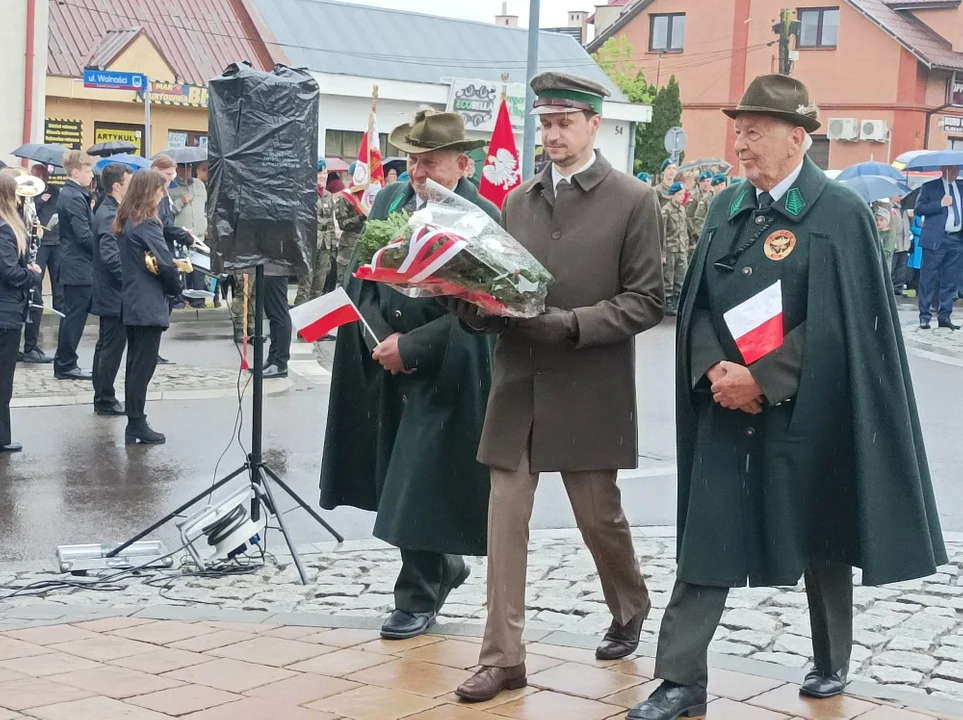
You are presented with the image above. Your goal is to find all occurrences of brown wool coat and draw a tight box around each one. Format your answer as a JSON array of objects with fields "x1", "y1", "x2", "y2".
[{"x1": 477, "y1": 153, "x2": 666, "y2": 473}]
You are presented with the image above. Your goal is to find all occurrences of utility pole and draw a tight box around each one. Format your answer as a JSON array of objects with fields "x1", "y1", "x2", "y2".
[
  {"x1": 772, "y1": 8, "x2": 800, "y2": 75},
  {"x1": 522, "y1": 0, "x2": 539, "y2": 179}
]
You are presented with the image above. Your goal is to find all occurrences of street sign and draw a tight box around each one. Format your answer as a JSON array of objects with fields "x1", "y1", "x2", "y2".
[
  {"x1": 83, "y1": 69, "x2": 147, "y2": 92},
  {"x1": 664, "y1": 126, "x2": 687, "y2": 164}
]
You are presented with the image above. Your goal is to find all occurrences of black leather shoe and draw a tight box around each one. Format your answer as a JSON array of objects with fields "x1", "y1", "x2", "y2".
[
  {"x1": 263, "y1": 364, "x2": 288, "y2": 379},
  {"x1": 799, "y1": 668, "x2": 848, "y2": 698},
  {"x1": 55, "y1": 368, "x2": 92, "y2": 380},
  {"x1": 938, "y1": 318, "x2": 961, "y2": 330},
  {"x1": 436, "y1": 563, "x2": 470, "y2": 613},
  {"x1": 0, "y1": 443, "x2": 22, "y2": 454},
  {"x1": 22, "y1": 349, "x2": 52, "y2": 364},
  {"x1": 920, "y1": 321, "x2": 931, "y2": 329},
  {"x1": 95, "y1": 402, "x2": 126, "y2": 416},
  {"x1": 380, "y1": 609, "x2": 436, "y2": 640},
  {"x1": 156, "y1": 355, "x2": 174, "y2": 365},
  {"x1": 628, "y1": 682, "x2": 708, "y2": 720},
  {"x1": 125, "y1": 422, "x2": 166, "y2": 445},
  {"x1": 596, "y1": 597, "x2": 651, "y2": 660}
]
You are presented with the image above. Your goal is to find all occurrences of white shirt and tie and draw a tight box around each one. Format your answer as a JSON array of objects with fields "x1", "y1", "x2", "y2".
[
  {"x1": 754, "y1": 160, "x2": 804, "y2": 205},
  {"x1": 943, "y1": 178, "x2": 962, "y2": 234},
  {"x1": 552, "y1": 152, "x2": 597, "y2": 193}
]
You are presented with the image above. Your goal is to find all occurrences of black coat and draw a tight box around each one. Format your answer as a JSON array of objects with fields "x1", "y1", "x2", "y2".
[
  {"x1": 92, "y1": 196, "x2": 122, "y2": 318},
  {"x1": 0, "y1": 221, "x2": 41, "y2": 330},
  {"x1": 675, "y1": 157, "x2": 945, "y2": 588},
  {"x1": 57, "y1": 180, "x2": 94, "y2": 286},
  {"x1": 159, "y1": 196, "x2": 193, "y2": 252},
  {"x1": 119, "y1": 218, "x2": 181, "y2": 327},
  {"x1": 35, "y1": 185, "x2": 59, "y2": 246}
]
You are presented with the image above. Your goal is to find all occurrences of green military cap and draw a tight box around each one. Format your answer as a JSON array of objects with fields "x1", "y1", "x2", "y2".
[
  {"x1": 531, "y1": 71, "x2": 611, "y2": 116},
  {"x1": 723, "y1": 74, "x2": 821, "y2": 132},
  {"x1": 711, "y1": 173, "x2": 728, "y2": 186},
  {"x1": 661, "y1": 158, "x2": 676, "y2": 171}
]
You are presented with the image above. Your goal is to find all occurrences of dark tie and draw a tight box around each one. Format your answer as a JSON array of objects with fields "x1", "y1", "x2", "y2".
[
  {"x1": 951, "y1": 185, "x2": 960, "y2": 228},
  {"x1": 556, "y1": 178, "x2": 571, "y2": 195},
  {"x1": 758, "y1": 191, "x2": 774, "y2": 211}
]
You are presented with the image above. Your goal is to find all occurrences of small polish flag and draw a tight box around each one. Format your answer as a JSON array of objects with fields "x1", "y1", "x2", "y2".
[
  {"x1": 723, "y1": 280, "x2": 785, "y2": 365},
  {"x1": 289, "y1": 287, "x2": 363, "y2": 343}
]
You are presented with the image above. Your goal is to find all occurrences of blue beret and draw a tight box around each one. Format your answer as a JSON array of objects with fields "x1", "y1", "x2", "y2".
[
  {"x1": 398, "y1": 171, "x2": 409, "y2": 182},
  {"x1": 349, "y1": 161, "x2": 358, "y2": 176},
  {"x1": 711, "y1": 174, "x2": 727, "y2": 186},
  {"x1": 317, "y1": 159, "x2": 327, "y2": 171},
  {"x1": 669, "y1": 181, "x2": 685, "y2": 195},
  {"x1": 698, "y1": 170, "x2": 713, "y2": 181},
  {"x1": 661, "y1": 159, "x2": 676, "y2": 171},
  {"x1": 636, "y1": 171, "x2": 651, "y2": 182}
]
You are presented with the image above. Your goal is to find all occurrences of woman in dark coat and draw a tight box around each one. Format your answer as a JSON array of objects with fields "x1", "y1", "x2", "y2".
[
  {"x1": 115, "y1": 170, "x2": 182, "y2": 445},
  {"x1": 0, "y1": 174, "x2": 42, "y2": 452}
]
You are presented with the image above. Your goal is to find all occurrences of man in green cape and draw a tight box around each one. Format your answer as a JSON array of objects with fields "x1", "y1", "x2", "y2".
[
  {"x1": 319, "y1": 109, "x2": 498, "y2": 640},
  {"x1": 629, "y1": 75, "x2": 946, "y2": 720}
]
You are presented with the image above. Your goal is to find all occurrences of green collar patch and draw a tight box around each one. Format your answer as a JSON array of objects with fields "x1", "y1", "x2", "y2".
[
  {"x1": 729, "y1": 187, "x2": 749, "y2": 218},
  {"x1": 785, "y1": 187, "x2": 805, "y2": 216}
]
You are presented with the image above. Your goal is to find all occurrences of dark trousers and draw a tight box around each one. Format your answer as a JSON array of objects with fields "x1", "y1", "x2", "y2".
[
  {"x1": 263, "y1": 275, "x2": 291, "y2": 369},
  {"x1": 54, "y1": 284, "x2": 92, "y2": 374},
  {"x1": 125, "y1": 326, "x2": 163, "y2": 424},
  {"x1": 654, "y1": 561, "x2": 853, "y2": 688},
  {"x1": 394, "y1": 549, "x2": 466, "y2": 614},
  {"x1": 891, "y1": 251, "x2": 909, "y2": 291},
  {"x1": 919, "y1": 241, "x2": 963, "y2": 322},
  {"x1": 92, "y1": 316, "x2": 126, "y2": 408},
  {"x1": 0, "y1": 327, "x2": 21, "y2": 446}
]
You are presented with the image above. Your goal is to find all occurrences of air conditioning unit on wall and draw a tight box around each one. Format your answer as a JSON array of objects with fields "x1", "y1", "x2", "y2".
[
  {"x1": 827, "y1": 118, "x2": 859, "y2": 141},
  {"x1": 860, "y1": 120, "x2": 890, "y2": 142}
]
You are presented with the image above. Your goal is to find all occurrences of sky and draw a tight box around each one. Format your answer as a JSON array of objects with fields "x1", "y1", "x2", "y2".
[{"x1": 337, "y1": 0, "x2": 597, "y2": 29}]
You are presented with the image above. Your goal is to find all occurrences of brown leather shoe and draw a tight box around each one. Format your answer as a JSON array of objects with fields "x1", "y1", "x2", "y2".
[
  {"x1": 455, "y1": 663, "x2": 527, "y2": 703},
  {"x1": 595, "y1": 597, "x2": 652, "y2": 660}
]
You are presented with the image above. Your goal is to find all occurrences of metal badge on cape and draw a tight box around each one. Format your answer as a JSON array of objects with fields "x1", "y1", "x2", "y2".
[{"x1": 764, "y1": 229, "x2": 796, "y2": 261}]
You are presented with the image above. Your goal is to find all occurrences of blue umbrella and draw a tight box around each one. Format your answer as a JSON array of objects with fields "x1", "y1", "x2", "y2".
[
  {"x1": 836, "y1": 161, "x2": 904, "y2": 182},
  {"x1": 840, "y1": 175, "x2": 912, "y2": 203},
  {"x1": 902, "y1": 150, "x2": 963, "y2": 171},
  {"x1": 94, "y1": 154, "x2": 151, "y2": 174}
]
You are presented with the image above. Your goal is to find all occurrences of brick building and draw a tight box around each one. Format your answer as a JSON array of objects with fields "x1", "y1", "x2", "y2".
[{"x1": 588, "y1": 0, "x2": 963, "y2": 171}]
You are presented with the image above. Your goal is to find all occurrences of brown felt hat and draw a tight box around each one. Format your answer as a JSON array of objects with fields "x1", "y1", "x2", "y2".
[
  {"x1": 723, "y1": 74, "x2": 821, "y2": 132},
  {"x1": 388, "y1": 109, "x2": 486, "y2": 155}
]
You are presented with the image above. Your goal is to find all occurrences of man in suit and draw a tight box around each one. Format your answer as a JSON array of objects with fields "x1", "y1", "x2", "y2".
[
  {"x1": 91, "y1": 162, "x2": 132, "y2": 416},
  {"x1": 915, "y1": 166, "x2": 963, "y2": 330},
  {"x1": 53, "y1": 150, "x2": 96, "y2": 380}
]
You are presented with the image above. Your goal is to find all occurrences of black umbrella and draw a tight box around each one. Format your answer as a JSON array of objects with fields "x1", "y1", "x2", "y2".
[
  {"x1": 383, "y1": 157, "x2": 407, "y2": 177},
  {"x1": 11, "y1": 143, "x2": 70, "y2": 167},
  {"x1": 155, "y1": 146, "x2": 207, "y2": 164},
  {"x1": 87, "y1": 140, "x2": 138, "y2": 157}
]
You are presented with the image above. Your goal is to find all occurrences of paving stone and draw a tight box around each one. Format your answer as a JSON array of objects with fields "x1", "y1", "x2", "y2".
[
  {"x1": 933, "y1": 662, "x2": 963, "y2": 682},
  {"x1": 719, "y1": 610, "x2": 781, "y2": 634},
  {"x1": 725, "y1": 630, "x2": 773, "y2": 650},
  {"x1": 869, "y1": 665, "x2": 925, "y2": 685},
  {"x1": 885, "y1": 636, "x2": 933, "y2": 653},
  {"x1": 873, "y1": 650, "x2": 938, "y2": 672},
  {"x1": 749, "y1": 651, "x2": 809, "y2": 668},
  {"x1": 772, "y1": 633, "x2": 812, "y2": 657},
  {"x1": 709, "y1": 641, "x2": 756, "y2": 656}
]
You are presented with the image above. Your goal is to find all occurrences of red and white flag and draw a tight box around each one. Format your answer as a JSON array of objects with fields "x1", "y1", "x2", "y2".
[
  {"x1": 350, "y1": 109, "x2": 385, "y2": 214},
  {"x1": 723, "y1": 280, "x2": 784, "y2": 365},
  {"x1": 479, "y1": 98, "x2": 521, "y2": 209},
  {"x1": 289, "y1": 287, "x2": 362, "y2": 343}
]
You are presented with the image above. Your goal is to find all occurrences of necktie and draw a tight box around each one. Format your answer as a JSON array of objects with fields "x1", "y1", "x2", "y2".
[
  {"x1": 556, "y1": 178, "x2": 571, "y2": 194},
  {"x1": 758, "y1": 191, "x2": 774, "y2": 211},
  {"x1": 951, "y1": 184, "x2": 960, "y2": 229}
]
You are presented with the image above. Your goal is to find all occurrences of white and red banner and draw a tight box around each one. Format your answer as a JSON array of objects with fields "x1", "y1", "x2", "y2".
[
  {"x1": 479, "y1": 98, "x2": 521, "y2": 209},
  {"x1": 355, "y1": 225, "x2": 468, "y2": 286},
  {"x1": 723, "y1": 280, "x2": 785, "y2": 365},
  {"x1": 289, "y1": 287, "x2": 362, "y2": 343},
  {"x1": 350, "y1": 110, "x2": 385, "y2": 213}
]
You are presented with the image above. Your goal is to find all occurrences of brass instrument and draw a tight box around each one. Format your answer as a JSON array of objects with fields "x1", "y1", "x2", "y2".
[
  {"x1": 145, "y1": 251, "x2": 193, "y2": 275},
  {"x1": 15, "y1": 174, "x2": 45, "y2": 265}
]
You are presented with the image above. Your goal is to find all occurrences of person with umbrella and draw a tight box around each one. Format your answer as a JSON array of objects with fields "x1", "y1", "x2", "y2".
[
  {"x1": 914, "y1": 161, "x2": 963, "y2": 329},
  {"x1": 53, "y1": 150, "x2": 96, "y2": 381},
  {"x1": 169, "y1": 161, "x2": 208, "y2": 307}
]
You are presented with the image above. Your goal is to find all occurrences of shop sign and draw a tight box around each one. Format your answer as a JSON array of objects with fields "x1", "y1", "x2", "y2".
[
  {"x1": 94, "y1": 123, "x2": 144, "y2": 156},
  {"x1": 136, "y1": 81, "x2": 208, "y2": 107},
  {"x1": 447, "y1": 78, "x2": 526, "y2": 133},
  {"x1": 948, "y1": 77, "x2": 963, "y2": 107},
  {"x1": 943, "y1": 115, "x2": 963, "y2": 132},
  {"x1": 44, "y1": 118, "x2": 83, "y2": 150}
]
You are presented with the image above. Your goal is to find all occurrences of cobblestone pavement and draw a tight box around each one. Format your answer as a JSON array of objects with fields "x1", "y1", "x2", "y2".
[
  {"x1": 901, "y1": 318, "x2": 963, "y2": 367},
  {"x1": 5, "y1": 529, "x2": 963, "y2": 704}
]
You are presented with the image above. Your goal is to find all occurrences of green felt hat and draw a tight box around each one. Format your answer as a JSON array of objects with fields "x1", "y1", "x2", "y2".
[
  {"x1": 723, "y1": 74, "x2": 821, "y2": 132},
  {"x1": 388, "y1": 109, "x2": 486, "y2": 155}
]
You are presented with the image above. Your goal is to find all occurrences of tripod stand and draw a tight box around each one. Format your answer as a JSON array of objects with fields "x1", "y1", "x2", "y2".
[{"x1": 108, "y1": 265, "x2": 343, "y2": 585}]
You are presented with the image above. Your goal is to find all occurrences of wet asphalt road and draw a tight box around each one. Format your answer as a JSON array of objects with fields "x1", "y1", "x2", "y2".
[{"x1": 1, "y1": 309, "x2": 961, "y2": 563}]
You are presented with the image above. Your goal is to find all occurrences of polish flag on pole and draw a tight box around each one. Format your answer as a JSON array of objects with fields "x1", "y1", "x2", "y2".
[
  {"x1": 723, "y1": 280, "x2": 785, "y2": 365},
  {"x1": 290, "y1": 287, "x2": 373, "y2": 343},
  {"x1": 479, "y1": 97, "x2": 521, "y2": 209},
  {"x1": 350, "y1": 84, "x2": 385, "y2": 214}
]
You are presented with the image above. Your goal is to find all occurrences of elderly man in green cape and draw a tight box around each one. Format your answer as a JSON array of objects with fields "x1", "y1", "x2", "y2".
[
  {"x1": 628, "y1": 75, "x2": 946, "y2": 720},
  {"x1": 319, "y1": 109, "x2": 498, "y2": 640}
]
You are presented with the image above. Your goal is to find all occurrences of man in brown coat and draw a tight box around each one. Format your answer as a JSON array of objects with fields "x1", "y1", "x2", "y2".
[{"x1": 451, "y1": 71, "x2": 666, "y2": 703}]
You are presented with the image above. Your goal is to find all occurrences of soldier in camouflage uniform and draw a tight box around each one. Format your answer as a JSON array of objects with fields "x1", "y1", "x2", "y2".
[
  {"x1": 334, "y1": 191, "x2": 367, "y2": 285},
  {"x1": 295, "y1": 161, "x2": 338, "y2": 306},
  {"x1": 662, "y1": 181, "x2": 689, "y2": 315},
  {"x1": 687, "y1": 170, "x2": 714, "y2": 256},
  {"x1": 231, "y1": 271, "x2": 255, "y2": 344},
  {"x1": 656, "y1": 159, "x2": 679, "y2": 207}
]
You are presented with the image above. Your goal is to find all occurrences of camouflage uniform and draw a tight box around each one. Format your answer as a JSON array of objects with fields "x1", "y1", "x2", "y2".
[
  {"x1": 295, "y1": 190, "x2": 337, "y2": 305},
  {"x1": 334, "y1": 192, "x2": 367, "y2": 284},
  {"x1": 687, "y1": 191, "x2": 713, "y2": 256},
  {"x1": 662, "y1": 199, "x2": 689, "y2": 310},
  {"x1": 656, "y1": 181, "x2": 676, "y2": 208},
  {"x1": 230, "y1": 271, "x2": 256, "y2": 341}
]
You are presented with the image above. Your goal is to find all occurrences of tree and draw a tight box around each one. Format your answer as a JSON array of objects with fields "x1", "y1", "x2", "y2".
[
  {"x1": 636, "y1": 75, "x2": 683, "y2": 175},
  {"x1": 592, "y1": 36, "x2": 655, "y2": 105}
]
